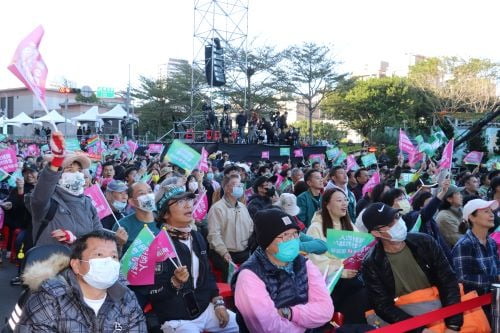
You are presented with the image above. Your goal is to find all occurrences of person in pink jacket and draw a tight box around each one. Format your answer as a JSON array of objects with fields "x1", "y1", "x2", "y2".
[{"x1": 232, "y1": 208, "x2": 334, "y2": 332}]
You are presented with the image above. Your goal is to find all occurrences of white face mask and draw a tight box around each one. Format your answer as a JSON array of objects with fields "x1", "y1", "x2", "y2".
[
  {"x1": 112, "y1": 200, "x2": 127, "y2": 212},
  {"x1": 387, "y1": 218, "x2": 407, "y2": 242},
  {"x1": 81, "y1": 257, "x2": 120, "y2": 290},
  {"x1": 59, "y1": 172, "x2": 85, "y2": 196},
  {"x1": 136, "y1": 193, "x2": 156, "y2": 212},
  {"x1": 188, "y1": 181, "x2": 199, "y2": 192}
]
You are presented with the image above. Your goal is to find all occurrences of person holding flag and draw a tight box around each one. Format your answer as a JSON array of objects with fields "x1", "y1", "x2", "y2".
[
  {"x1": 101, "y1": 180, "x2": 129, "y2": 230},
  {"x1": 142, "y1": 185, "x2": 238, "y2": 333}
]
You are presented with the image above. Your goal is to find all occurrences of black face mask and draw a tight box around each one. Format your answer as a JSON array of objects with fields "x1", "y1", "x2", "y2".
[{"x1": 265, "y1": 187, "x2": 276, "y2": 197}]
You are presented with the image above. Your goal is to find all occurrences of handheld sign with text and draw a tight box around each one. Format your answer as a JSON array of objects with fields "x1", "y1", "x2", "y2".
[
  {"x1": 279, "y1": 147, "x2": 290, "y2": 156},
  {"x1": 293, "y1": 149, "x2": 304, "y2": 158},
  {"x1": 261, "y1": 151, "x2": 270, "y2": 159},
  {"x1": 326, "y1": 229, "x2": 374, "y2": 259},
  {"x1": 0, "y1": 149, "x2": 19, "y2": 173},
  {"x1": 165, "y1": 140, "x2": 201, "y2": 172},
  {"x1": 361, "y1": 153, "x2": 377, "y2": 167},
  {"x1": 84, "y1": 185, "x2": 112, "y2": 220}
]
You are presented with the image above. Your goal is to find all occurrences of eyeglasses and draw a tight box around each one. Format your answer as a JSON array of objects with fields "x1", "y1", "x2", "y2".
[
  {"x1": 276, "y1": 231, "x2": 299, "y2": 242},
  {"x1": 169, "y1": 198, "x2": 195, "y2": 207}
]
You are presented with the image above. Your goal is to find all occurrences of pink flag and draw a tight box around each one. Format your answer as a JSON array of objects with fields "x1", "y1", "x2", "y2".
[
  {"x1": 111, "y1": 137, "x2": 121, "y2": 148},
  {"x1": 192, "y1": 192, "x2": 208, "y2": 220},
  {"x1": 127, "y1": 243, "x2": 156, "y2": 286},
  {"x1": 84, "y1": 185, "x2": 112, "y2": 219},
  {"x1": 408, "y1": 151, "x2": 423, "y2": 167},
  {"x1": 127, "y1": 140, "x2": 138, "y2": 154},
  {"x1": 147, "y1": 143, "x2": 164, "y2": 154},
  {"x1": 95, "y1": 163, "x2": 103, "y2": 178},
  {"x1": 0, "y1": 148, "x2": 19, "y2": 173},
  {"x1": 399, "y1": 129, "x2": 417, "y2": 155},
  {"x1": 294, "y1": 149, "x2": 304, "y2": 158},
  {"x1": 463, "y1": 151, "x2": 484, "y2": 165},
  {"x1": 362, "y1": 172, "x2": 380, "y2": 197},
  {"x1": 346, "y1": 154, "x2": 359, "y2": 172},
  {"x1": 198, "y1": 147, "x2": 209, "y2": 172},
  {"x1": 275, "y1": 173, "x2": 285, "y2": 188},
  {"x1": 153, "y1": 230, "x2": 178, "y2": 262},
  {"x1": 8, "y1": 26, "x2": 48, "y2": 107},
  {"x1": 27, "y1": 144, "x2": 41, "y2": 157},
  {"x1": 439, "y1": 139, "x2": 454, "y2": 170},
  {"x1": 261, "y1": 151, "x2": 270, "y2": 159}
]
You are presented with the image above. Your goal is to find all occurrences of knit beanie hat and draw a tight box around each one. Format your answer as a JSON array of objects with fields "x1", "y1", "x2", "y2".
[{"x1": 254, "y1": 208, "x2": 300, "y2": 250}]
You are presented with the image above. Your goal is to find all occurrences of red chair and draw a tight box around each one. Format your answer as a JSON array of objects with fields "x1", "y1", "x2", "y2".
[
  {"x1": 213, "y1": 131, "x2": 220, "y2": 141},
  {"x1": 206, "y1": 130, "x2": 213, "y2": 141},
  {"x1": 216, "y1": 282, "x2": 233, "y2": 298},
  {"x1": 185, "y1": 128, "x2": 194, "y2": 140}
]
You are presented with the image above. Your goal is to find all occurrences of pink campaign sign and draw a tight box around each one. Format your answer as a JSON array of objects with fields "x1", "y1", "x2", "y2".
[
  {"x1": 0, "y1": 149, "x2": 19, "y2": 173},
  {"x1": 84, "y1": 185, "x2": 112, "y2": 219},
  {"x1": 148, "y1": 144, "x2": 163, "y2": 154}
]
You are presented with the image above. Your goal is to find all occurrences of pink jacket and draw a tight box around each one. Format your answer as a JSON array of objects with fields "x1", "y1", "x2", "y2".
[{"x1": 235, "y1": 259, "x2": 334, "y2": 333}]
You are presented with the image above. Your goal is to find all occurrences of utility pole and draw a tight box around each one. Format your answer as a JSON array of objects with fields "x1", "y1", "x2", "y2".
[{"x1": 125, "y1": 64, "x2": 132, "y2": 140}]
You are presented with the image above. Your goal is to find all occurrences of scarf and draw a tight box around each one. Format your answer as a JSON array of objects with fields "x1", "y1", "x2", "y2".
[{"x1": 165, "y1": 224, "x2": 192, "y2": 240}]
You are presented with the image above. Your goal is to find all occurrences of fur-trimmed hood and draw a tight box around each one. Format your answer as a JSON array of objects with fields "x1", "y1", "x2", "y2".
[{"x1": 22, "y1": 253, "x2": 70, "y2": 291}]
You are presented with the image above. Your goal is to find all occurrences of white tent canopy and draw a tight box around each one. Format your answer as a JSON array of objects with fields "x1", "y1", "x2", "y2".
[
  {"x1": 36, "y1": 110, "x2": 72, "y2": 124},
  {"x1": 71, "y1": 106, "x2": 100, "y2": 122},
  {"x1": 5, "y1": 112, "x2": 41, "y2": 125},
  {"x1": 98, "y1": 104, "x2": 139, "y2": 122}
]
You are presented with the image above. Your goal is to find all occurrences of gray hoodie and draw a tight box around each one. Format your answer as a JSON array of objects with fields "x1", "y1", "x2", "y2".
[{"x1": 31, "y1": 166, "x2": 102, "y2": 246}]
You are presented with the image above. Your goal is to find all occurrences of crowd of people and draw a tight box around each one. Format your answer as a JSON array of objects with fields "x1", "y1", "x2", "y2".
[{"x1": 1, "y1": 131, "x2": 499, "y2": 332}]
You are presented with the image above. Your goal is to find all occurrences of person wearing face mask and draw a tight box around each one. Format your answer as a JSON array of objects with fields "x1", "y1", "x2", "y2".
[
  {"x1": 232, "y1": 208, "x2": 334, "y2": 333},
  {"x1": 30, "y1": 132, "x2": 109, "y2": 247},
  {"x1": 114, "y1": 182, "x2": 160, "y2": 253},
  {"x1": 17, "y1": 230, "x2": 147, "y2": 332},
  {"x1": 362, "y1": 203, "x2": 463, "y2": 333},
  {"x1": 247, "y1": 175, "x2": 278, "y2": 219},
  {"x1": 207, "y1": 174, "x2": 254, "y2": 281},
  {"x1": 101, "y1": 180, "x2": 129, "y2": 230}
]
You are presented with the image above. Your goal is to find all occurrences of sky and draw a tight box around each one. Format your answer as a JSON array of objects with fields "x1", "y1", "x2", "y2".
[{"x1": 1, "y1": 0, "x2": 500, "y2": 92}]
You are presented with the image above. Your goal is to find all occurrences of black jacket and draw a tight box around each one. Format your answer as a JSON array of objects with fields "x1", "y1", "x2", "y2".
[
  {"x1": 142, "y1": 230, "x2": 219, "y2": 323},
  {"x1": 247, "y1": 194, "x2": 272, "y2": 219},
  {"x1": 362, "y1": 233, "x2": 463, "y2": 332}
]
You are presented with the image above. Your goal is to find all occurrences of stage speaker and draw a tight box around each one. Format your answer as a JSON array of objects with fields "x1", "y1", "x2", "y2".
[{"x1": 205, "y1": 38, "x2": 226, "y2": 87}]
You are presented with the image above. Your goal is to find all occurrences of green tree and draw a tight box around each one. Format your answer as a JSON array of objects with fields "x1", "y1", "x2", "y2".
[
  {"x1": 133, "y1": 63, "x2": 206, "y2": 139},
  {"x1": 278, "y1": 42, "x2": 345, "y2": 143},
  {"x1": 323, "y1": 76, "x2": 433, "y2": 138},
  {"x1": 75, "y1": 92, "x2": 99, "y2": 104},
  {"x1": 224, "y1": 43, "x2": 285, "y2": 115},
  {"x1": 291, "y1": 120, "x2": 346, "y2": 143},
  {"x1": 408, "y1": 57, "x2": 499, "y2": 114},
  {"x1": 467, "y1": 131, "x2": 488, "y2": 158}
]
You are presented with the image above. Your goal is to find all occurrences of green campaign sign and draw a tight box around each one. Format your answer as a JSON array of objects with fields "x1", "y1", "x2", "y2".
[
  {"x1": 361, "y1": 153, "x2": 377, "y2": 167},
  {"x1": 66, "y1": 138, "x2": 81, "y2": 152},
  {"x1": 326, "y1": 229, "x2": 374, "y2": 259},
  {"x1": 96, "y1": 87, "x2": 115, "y2": 98},
  {"x1": 164, "y1": 139, "x2": 201, "y2": 172},
  {"x1": 326, "y1": 148, "x2": 339, "y2": 161},
  {"x1": 280, "y1": 147, "x2": 290, "y2": 156}
]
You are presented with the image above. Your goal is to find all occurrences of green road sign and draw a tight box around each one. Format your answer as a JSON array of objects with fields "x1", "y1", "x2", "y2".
[{"x1": 96, "y1": 87, "x2": 115, "y2": 98}]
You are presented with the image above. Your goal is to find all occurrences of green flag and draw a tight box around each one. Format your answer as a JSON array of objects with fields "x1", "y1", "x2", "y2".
[
  {"x1": 326, "y1": 148, "x2": 339, "y2": 161},
  {"x1": 410, "y1": 215, "x2": 422, "y2": 233},
  {"x1": 333, "y1": 151, "x2": 347, "y2": 166},
  {"x1": 279, "y1": 147, "x2": 290, "y2": 156},
  {"x1": 164, "y1": 140, "x2": 201, "y2": 172},
  {"x1": 0, "y1": 169, "x2": 9, "y2": 181},
  {"x1": 326, "y1": 265, "x2": 344, "y2": 294},
  {"x1": 414, "y1": 135, "x2": 424, "y2": 146},
  {"x1": 120, "y1": 226, "x2": 155, "y2": 276},
  {"x1": 8, "y1": 169, "x2": 22, "y2": 188},
  {"x1": 326, "y1": 229, "x2": 374, "y2": 259},
  {"x1": 66, "y1": 138, "x2": 81, "y2": 152},
  {"x1": 227, "y1": 261, "x2": 237, "y2": 284},
  {"x1": 361, "y1": 153, "x2": 377, "y2": 167},
  {"x1": 399, "y1": 173, "x2": 415, "y2": 186},
  {"x1": 140, "y1": 173, "x2": 152, "y2": 183}
]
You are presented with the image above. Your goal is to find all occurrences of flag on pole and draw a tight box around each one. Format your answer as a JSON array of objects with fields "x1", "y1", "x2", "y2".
[
  {"x1": 346, "y1": 154, "x2": 359, "y2": 172},
  {"x1": 399, "y1": 129, "x2": 416, "y2": 155},
  {"x1": 152, "y1": 229, "x2": 178, "y2": 262},
  {"x1": 84, "y1": 185, "x2": 112, "y2": 220},
  {"x1": 279, "y1": 147, "x2": 290, "y2": 156},
  {"x1": 362, "y1": 172, "x2": 380, "y2": 197},
  {"x1": 198, "y1": 147, "x2": 209, "y2": 172},
  {"x1": 439, "y1": 139, "x2": 454, "y2": 170},
  {"x1": 227, "y1": 261, "x2": 238, "y2": 284},
  {"x1": 8, "y1": 25, "x2": 48, "y2": 109},
  {"x1": 410, "y1": 215, "x2": 422, "y2": 233},
  {"x1": 463, "y1": 151, "x2": 484, "y2": 165},
  {"x1": 325, "y1": 265, "x2": 344, "y2": 294},
  {"x1": 120, "y1": 226, "x2": 155, "y2": 284},
  {"x1": 293, "y1": 149, "x2": 304, "y2": 158},
  {"x1": 333, "y1": 150, "x2": 347, "y2": 166},
  {"x1": 0, "y1": 169, "x2": 9, "y2": 181},
  {"x1": 361, "y1": 153, "x2": 377, "y2": 167},
  {"x1": 192, "y1": 191, "x2": 208, "y2": 220}
]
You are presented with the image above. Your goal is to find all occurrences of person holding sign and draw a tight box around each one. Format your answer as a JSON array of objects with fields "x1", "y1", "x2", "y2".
[
  {"x1": 233, "y1": 208, "x2": 333, "y2": 333},
  {"x1": 362, "y1": 203, "x2": 463, "y2": 332},
  {"x1": 307, "y1": 188, "x2": 369, "y2": 324},
  {"x1": 142, "y1": 185, "x2": 238, "y2": 333}
]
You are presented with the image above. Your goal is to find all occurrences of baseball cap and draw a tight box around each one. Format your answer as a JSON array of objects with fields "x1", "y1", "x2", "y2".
[
  {"x1": 463, "y1": 199, "x2": 499, "y2": 221},
  {"x1": 443, "y1": 185, "x2": 463, "y2": 199},
  {"x1": 362, "y1": 203, "x2": 402, "y2": 232},
  {"x1": 254, "y1": 208, "x2": 300, "y2": 250},
  {"x1": 106, "y1": 180, "x2": 128, "y2": 193}
]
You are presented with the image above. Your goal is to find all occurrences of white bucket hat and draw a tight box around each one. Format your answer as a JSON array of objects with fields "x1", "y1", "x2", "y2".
[{"x1": 275, "y1": 193, "x2": 300, "y2": 217}]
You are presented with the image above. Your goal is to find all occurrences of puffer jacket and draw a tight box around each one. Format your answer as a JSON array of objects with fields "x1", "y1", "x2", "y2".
[
  {"x1": 16, "y1": 253, "x2": 147, "y2": 333},
  {"x1": 30, "y1": 167, "x2": 102, "y2": 246},
  {"x1": 247, "y1": 194, "x2": 273, "y2": 219},
  {"x1": 362, "y1": 233, "x2": 463, "y2": 333}
]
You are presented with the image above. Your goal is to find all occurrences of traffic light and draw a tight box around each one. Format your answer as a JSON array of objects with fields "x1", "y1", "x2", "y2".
[
  {"x1": 58, "y1": 87, "x2": 81, "y2": 94},
  {"x1": 205, "y1": 38, "x2": 226, "y2": 87}
]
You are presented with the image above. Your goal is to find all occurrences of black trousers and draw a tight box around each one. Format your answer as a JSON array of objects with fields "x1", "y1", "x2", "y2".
[
  {"x1": 209, "y1": 249, "x2": 250, "y2": 282},
  {"x1": 332, "y1": 277, "x2": 370, "y2": 325}
]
